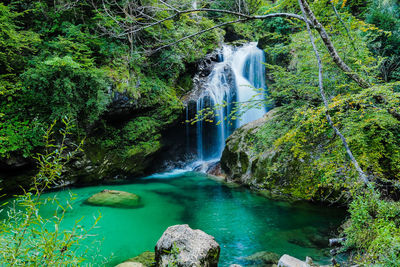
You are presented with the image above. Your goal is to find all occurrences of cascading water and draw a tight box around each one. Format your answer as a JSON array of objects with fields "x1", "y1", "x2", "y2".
[{"x1": 187, "y1": 42, "x2": 268, "y2": 162}]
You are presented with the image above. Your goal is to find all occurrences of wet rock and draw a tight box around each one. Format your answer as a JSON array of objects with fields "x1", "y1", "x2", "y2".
[
  {"x1": 85, "y1": 189, "x2": 141, "y2": 208},
  {"x1": 229, "y1": 265, "x2": 243, "y2": 267},
  {"x1": 183, "y1": 50, "x2": 220, "y2": 103},
  {"x1": 183, "y1": 50, "x2": 235, "y2": 105},
  {"x1": 206, "y1": 161, "x2": 225, "y2": 178},
  {"x1": 220, "y1": 106, "x2": 344, "y2": 202},
  {"x1": 192, "y1": 160, "x2": 225, "y2": 178},
  {"x1": 245, "y1": 251, "x2": 280, "y2": 265},
  {"x1": 123, "y1": 251, "x2": 156, "y2": 267},
  {"x1": 155, "y1": 224, "x2": 220, "y2": 267},
  {"x1": 305, "y1": 257, "x2": 317, "y2": 266},
  {"x1": 277, "y1": 254, "x2": 306, "y2": 267}
]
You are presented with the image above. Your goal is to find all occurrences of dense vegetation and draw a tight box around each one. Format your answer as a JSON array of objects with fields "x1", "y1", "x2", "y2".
[
  {"x1": 0, "y1": 0, "x2": 399, "y2": 265},
  {"x1": 0, "y1": 0, "x2": 223, "y2": 188},
  {"x1": 247, "y1": 0, "x2": 400, "y2": 264}
]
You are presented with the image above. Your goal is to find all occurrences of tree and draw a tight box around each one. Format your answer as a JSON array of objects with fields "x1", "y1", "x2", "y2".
[{"x1": 104, "y1": 0, "x2": 372, "y2": 185}]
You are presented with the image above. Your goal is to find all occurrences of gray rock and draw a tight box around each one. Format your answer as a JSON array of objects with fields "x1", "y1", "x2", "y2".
[
  {"x1": 305, "y1": 257, "x2": 316, "y2": 266},
  {"x1": 192, "y1": 160, "x2": 225, "y2": 178},
  {"x1": 182, "y1": 50, "x2": 221, "y2": 105},
  {"x1": 155, "y1": 224, "x2": 220, "y2": 267},
  {"x1": 229, "y1": 265, "x2": 243, "y2": 267},
  {"x1": 277, "y1": 254, "x2": 307, "y2": 267}
]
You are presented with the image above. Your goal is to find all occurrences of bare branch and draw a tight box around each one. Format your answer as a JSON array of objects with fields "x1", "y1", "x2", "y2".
[
  {"x1": 92, "y1": 0, "x2": 370, "y2": 91},
  {"x1": 330, "y1": 0, "x2": 357, "y2": 52},
  {"x1": 119, "y1": 8, "x2": 310, "y2": 37},
  {"x1": 150, "y1": 17, "x2": 248, "y2": 54},
  {"x1": 299, "y1": 0, "x2": 370, "y2": 89},
  {"x1": 298, "y1": 0, "x2": 369, "y2": 185},
  {"x1": 159, "y1": 0, "x2": 181, "y2": 13}
]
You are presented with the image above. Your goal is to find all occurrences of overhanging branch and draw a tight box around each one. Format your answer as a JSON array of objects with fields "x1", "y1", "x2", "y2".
[
  {"x1": 150, "y1": 17, "x2": 250, "y2": 54},
  {"x1": 298, "y1": 0, "x2": 369, "y2": 185},
  {"x1": 118, "y1": 8, "x2": 311, "y2": 37}
]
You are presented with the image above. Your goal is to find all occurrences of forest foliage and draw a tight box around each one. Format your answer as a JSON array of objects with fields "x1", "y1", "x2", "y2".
[{"x1": 0, "y1": 0, "x2": 399, "y2": 265}]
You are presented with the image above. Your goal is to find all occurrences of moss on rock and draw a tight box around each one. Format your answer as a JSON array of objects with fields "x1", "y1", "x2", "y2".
[
  {"x1": 85, "y1": 189, "x2": 141, "y2": 208},
  {"x1": 124, "y1": 251, "x2": 156, "y2": 267}
]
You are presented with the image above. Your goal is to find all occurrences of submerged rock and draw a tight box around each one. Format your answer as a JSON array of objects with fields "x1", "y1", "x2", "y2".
[
  {"x1": 155, "y1": 224, "x2": 220, "y2": 267},
  {"x1": 245, "y1": 251, "x2": 280, "y2": 265},
  {"x1": 85, "y1": 189, "x2": 141, "y2": 208}
]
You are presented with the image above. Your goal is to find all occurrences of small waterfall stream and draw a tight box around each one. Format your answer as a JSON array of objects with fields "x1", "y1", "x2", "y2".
[{"x1": 187, "y1": 42, "x2": 268, "y2": 162}]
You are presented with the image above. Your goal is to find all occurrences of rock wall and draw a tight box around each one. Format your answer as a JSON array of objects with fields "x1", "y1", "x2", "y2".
[{"x1": 221, "y1": 109, "x2": 278, "y2": 190}]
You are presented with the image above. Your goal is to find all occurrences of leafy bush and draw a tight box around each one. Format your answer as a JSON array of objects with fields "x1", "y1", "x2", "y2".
[
  {"x1": 22, "y1": 56, "x2": 111, "y2": 125},
  {"x1": 344, "y1": 189, "x2": 400, "y2": 265},
  {"x1": 0, "y1": 119, "x2": 100, "y2": 265}
]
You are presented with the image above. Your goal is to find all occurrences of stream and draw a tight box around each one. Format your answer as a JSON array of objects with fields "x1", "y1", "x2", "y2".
[{"x1": 32, "y1": 171, "x2": 345, "y2": 266}]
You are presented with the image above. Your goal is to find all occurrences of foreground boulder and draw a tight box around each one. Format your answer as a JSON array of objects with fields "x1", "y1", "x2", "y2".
[
  {"x1": 155, "y1": 224, "x2": 220, "y2": 267},
  {"x1": 85, "y1": 189, "x2": 141, "y2": 208}
]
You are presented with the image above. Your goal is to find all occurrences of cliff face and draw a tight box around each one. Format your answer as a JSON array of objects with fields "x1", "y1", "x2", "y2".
[{"x1": 221, "y1": 110, "x2": 279, "y2": 190}]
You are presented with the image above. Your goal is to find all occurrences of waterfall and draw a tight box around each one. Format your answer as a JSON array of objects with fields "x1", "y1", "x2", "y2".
[{"x1": 188, "y1": 42, "x2": 267, "y2": 162}]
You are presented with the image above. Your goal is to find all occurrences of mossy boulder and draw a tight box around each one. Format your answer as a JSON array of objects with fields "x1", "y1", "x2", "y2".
[
  {"x1": 220, "y1": 107, "x2": 345, "y2": 202},
  {"x1": 221, "y1": 109, "x2": 278, "y2": 189},
  {"x1": 122, "y1": 251, "x2": 156, "y2": 267},
  {"x1": 85, "y1": 189, "x2": 141, "y2": 208}
]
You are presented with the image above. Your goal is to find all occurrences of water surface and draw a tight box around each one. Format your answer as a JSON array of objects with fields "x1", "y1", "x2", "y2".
[{"x1": 23, "y1": 172, "x2": 345, "y2": 266}]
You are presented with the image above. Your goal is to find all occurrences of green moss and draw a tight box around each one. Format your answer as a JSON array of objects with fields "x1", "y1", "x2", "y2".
[
  {"x1": 85, "y1": 190, "x2": 141, "y2": 209},
  {"x1": 125, "y1": 251, "x2": 156, "y2": 267}
]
